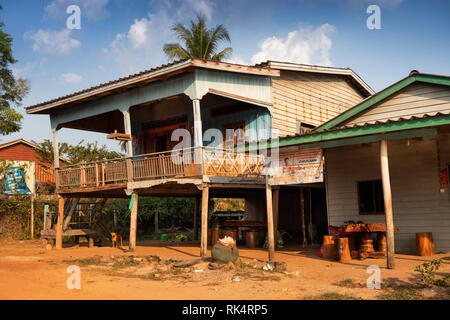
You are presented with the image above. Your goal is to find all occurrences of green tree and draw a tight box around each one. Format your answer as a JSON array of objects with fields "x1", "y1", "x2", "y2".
[
  {"x1": 0, "y1": 5, "x2": 30, "y2": 135},
  {"x1": 163, "y1": 15, "x2": 232, "y2": 61},
  {"x1": 32, "y1": 139, "x2": 124, "y2": 165}
]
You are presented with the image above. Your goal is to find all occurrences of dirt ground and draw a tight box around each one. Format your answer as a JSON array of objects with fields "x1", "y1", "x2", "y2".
[{"x1": 0, "y1": 239, "x2": 448, "y2": 300}]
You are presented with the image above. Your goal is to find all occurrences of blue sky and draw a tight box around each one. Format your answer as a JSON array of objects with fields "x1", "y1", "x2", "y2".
[{"x1": 1, "y1": 0, "x2": 449, "y2": 151}]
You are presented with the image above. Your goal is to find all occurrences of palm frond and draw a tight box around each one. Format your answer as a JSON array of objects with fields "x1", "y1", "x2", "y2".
[
  {"x1": 210, "y1": 47, "x2": 233, "y2": 61},
  {"x1": 163, "y1": 43, "x2": 191, "y2": 60}
]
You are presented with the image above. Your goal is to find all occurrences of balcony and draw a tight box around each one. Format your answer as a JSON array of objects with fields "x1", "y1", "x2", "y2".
[{"x1": 56, "y1": 147, "x2": 267, "y2": 193}]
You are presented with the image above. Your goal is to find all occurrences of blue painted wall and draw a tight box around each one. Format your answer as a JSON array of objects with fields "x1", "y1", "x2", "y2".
[{"x1": 131, "y1": 100, "x2": 272, "y2": 154}]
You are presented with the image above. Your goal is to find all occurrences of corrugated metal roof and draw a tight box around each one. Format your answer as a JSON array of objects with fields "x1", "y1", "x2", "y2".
[
  {"x1": 26, "y1": 58, "x2": 190, "y2": 112},
  {"x1": 26, "y1": 58, "x2": 280, "y2": 114}
]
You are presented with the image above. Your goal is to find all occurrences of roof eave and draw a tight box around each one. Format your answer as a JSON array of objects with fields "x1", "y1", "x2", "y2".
[{"x1": 26, "y1": 59, "x2": 280, "y2": 115}]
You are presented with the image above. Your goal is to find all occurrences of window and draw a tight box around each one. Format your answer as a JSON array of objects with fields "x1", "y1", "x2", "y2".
[
  {"x1": 296, "y1": 121, "x2": 315, "y2": 135},
  {"x1": 357, "y1": 180, "x2": 385, "y2": 215},
  {"x1": 223, "y1": 121, "x2": 245, "y2": 150}
]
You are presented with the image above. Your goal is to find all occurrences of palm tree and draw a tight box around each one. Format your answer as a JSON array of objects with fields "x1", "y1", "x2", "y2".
[{"x1": 163, "y1": 15, "x2": 232, "y2": 61}]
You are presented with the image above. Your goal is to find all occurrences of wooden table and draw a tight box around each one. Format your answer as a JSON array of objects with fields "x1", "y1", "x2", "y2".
[
  {"x1": 221, "y1": 220, "x2": 267, "y2": 231},
  {"x1": 220, "y1": 220, "x2": 267, "y2": 247},
  {"x1": 337, "y1": 223, "x2": 398, "y2": 256}
]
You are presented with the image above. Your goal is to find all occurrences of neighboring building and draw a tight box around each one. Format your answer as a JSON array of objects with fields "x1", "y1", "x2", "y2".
[
  {"x1": 0, "y1": 139, "x2": 67, "y2": 193},
  {"x1": 272, "y1": 71, "x2": 450, "y2": 253}
]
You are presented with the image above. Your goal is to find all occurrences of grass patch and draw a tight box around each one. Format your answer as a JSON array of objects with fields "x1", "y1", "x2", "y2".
[
  {"x1": 164, "y1": 258, "x2": 180, "y2": 265},
  {"x1": 332, "y1": 278, "x2": 360, "y2": 288},
  {"x1": 308, "y1": 292, "x2": 361, "y2": 300},
  {"x1": 145, "y1": 255, "x2": 161, "y2": 263},
  {"x1": 111, "y1": 256, "x2": 141, "y2": 269},
  {"x1": 377, "y1": 285, "x2": 421, "y2": 300},
  {"x1": 63, "y1": 255, "x2": 103, "y2": 266}
]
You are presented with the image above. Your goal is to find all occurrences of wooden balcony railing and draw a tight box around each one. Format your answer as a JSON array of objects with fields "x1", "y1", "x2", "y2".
[{"x1": 56, "y1": 147, "x2": 266, "y2": 190}]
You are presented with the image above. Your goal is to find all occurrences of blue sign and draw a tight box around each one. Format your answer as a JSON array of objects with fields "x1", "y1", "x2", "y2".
[{"x1": 2, "y1": 166, "x2": 32, "y2": 195}]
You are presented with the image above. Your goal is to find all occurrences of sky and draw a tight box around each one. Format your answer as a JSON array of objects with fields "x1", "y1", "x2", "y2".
[{"x1": 1, "y1": 0, "x2": 449, "y2": 151}]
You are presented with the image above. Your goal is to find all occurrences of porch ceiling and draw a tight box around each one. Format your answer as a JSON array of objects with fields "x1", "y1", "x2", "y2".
[{"x1": 59, "y1": 109, "x2": 125, "y2": 134}]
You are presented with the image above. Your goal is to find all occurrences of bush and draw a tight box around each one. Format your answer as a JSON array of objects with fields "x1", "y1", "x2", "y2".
[
  {"x1": 414, "y1": 259, "x2": 450, "y2": 287},
  {"x1": 0, "y1": 195, "x2": 57, "y2": 240}
]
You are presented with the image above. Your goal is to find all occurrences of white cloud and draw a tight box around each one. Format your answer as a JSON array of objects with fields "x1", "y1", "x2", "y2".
[
  {"x1": 106, "y1": 11, "x2": 173, "y2": 73},
  {"x1": 60, "y1": 73, "x2": 83, "y2": 84},
  {"x1": 183, "y1": 0, "x2": 215, "y2": 20},
  {"x1": 251, "y1": 24, "x2": 336, "y2": 66},
  {"x1": 45, "y1": 0, "x2": 109, "y2": 21},
  {"x1": 104, "y1": 0, "x2": 216, "y2": 73},
  {"x1": 128, "y1": 17, "x2": 151, "y2": 48},
  {"x1": 25, "y1": 29, "x2": 80, "y2": 55}
]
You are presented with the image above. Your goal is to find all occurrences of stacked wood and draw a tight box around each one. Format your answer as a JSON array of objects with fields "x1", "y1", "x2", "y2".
[
  {"x1": 322, "y1": 235, "x2": 335, "y2": 259},
  {"x1": 416, "y1": 232, "x2": 435, "y2": 256},
  {"x1": 336, "y1": 237, "x2": 352, "y2": 262}
]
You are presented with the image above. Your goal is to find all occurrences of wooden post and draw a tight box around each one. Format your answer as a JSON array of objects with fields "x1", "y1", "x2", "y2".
[
  {"x1": 192, "y1": 99, "x2": 203, "y2": 149},
  {"x1": 129, "y1": 193, "x2": 139, "y2": 252},
  {"x1": 126, "y1": 158, "x2": 133, "y2": 182},
  {"x1": 193, "y1": 197, "x2": 199, "y2": 241},
  {"x1": 56, "y1": 196, "x2": 65, "y2": 249},
  {"x1": 308, "y1": 188, "x2": 313, "y2": 243},
  {"x1": 266, "y1": 182, "x2": 275, "y2": 262},
  {"x1": 192, "y1": 99, "x2": 203, "y2": 166},
  {"x1": 380, "y1": 140, "x2": 395, "y2": 269},
  {"x1": 95, "y1": 163, "x2": 99, "y2": 187},
  {"x1": 272, "y1": 187, "x2": 279, "y2": 249},
  {"x1": 122, "y1": 109, "x2": 133, "y2": 157},
  {"x1": 29, "y1": 195, "x2": 35, "y2": 240},
  {"x1": 52, "y1": 128, "x2": 60, "y2": 189},
  {"x1": 154, "y1": 211, "x2": 159, "y2": 233},
  {"x1": 63, "y1": 198, "x2": 79, "y2": 231},
  {"x1": 200, "y1": 184, "x2": 209, "y2": 258},
  {"x1": 300, "y1": 188, "x2": 306, "y2": 246}
]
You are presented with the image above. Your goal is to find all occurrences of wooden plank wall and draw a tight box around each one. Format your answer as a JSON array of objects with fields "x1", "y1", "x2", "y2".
[
  {"x1": 347, "y1": 83, "x2": 450, "y2": 126},
  {"x1": 271, "y1": 71, "x2": 365, "y2": 136},
  {"x1": 325, "y1": 135, "x2": 450, "y2": 253}
]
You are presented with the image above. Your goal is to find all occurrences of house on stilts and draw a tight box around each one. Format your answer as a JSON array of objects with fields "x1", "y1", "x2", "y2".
[{"x1": 25, "y1": 58, "x2": 374, "y2": 260}]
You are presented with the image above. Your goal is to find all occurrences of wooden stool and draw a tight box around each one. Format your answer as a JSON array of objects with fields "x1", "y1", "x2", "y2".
[
  {"x1": 416, "y1": 232, "x2": 434, "y2": 256},
  {"x1": 245, "y1": 230, "x2": 260, "y2": 248},
  {"x1": 322, "y1": 235, "x2": 335, "y2": 259},
  {"x1": 335, "y1": 237, "x2": 352, "y2": 262}
]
